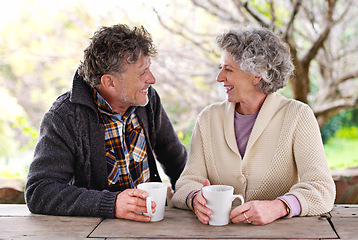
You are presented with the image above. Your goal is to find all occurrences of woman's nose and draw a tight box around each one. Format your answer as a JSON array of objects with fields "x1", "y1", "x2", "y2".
[{"x1": 216, "y1": 69, "x2": 225, "y2": 83}]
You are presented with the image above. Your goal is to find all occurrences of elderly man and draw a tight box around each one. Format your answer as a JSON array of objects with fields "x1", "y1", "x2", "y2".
[{"x1": 25, "y1": 24, "x2": 187, "y2": 222}]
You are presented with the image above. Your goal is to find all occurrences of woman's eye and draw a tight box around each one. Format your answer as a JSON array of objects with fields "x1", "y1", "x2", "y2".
[{"x1": 219, "y1": 65, "x2": 232, "y2": 72}]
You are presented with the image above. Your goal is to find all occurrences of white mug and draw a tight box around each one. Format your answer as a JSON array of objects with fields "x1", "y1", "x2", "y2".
[
  {"x1": 137, "y1": 182, "x2": 167, "y2": 222},
  {"x1": 202, "y1": 185, "x2": 244, "y2": 226}
]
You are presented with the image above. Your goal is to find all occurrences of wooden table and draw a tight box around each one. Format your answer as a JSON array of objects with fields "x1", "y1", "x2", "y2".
[{"x1": 0, "y1": 204, "x2": 356, "y2": 239}]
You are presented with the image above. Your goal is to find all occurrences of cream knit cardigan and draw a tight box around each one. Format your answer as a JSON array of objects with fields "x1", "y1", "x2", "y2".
[{"x1": 172, "y1": 93, "x2": 335, "y2": 216}]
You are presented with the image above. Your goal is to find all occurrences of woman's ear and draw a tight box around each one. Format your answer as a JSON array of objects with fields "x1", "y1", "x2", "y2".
[{"x1": 253, "y1": 75, "x2": 262, "y2": 85}]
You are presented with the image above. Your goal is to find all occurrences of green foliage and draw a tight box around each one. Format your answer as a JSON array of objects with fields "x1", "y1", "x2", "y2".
[
  {"x1": 0, "y1": 0, "x2": 103, "y2": 160},
  {"x1": 334, "y1": 126, "x2": 358, "y2": 139},
  {"x1": 321, "y1": 108, "x2": 358, "y2": 143},
  {"x1": 277, "y1": 80, "x2": 293, "y2": 99},
  {"x1": 325, "y1": 137, "x2": 358, "y2": 169},
  {"x1": 248, "y1": 0, "x2": 290, "y2": 27},
  {"x1": 12, "y1": 116, "x2": 38, "y2": 149},
  {"x1": 0, "y1": 88, "x2": 24, "y2": 157},
  {"x1": 178, "y1": 120, "x2": 195, "y2": 149},
  {"x1": 324, "y1": 121, "x2": 358, "y2": 169},
  {"x1": 0, "y1": 97, "x2": 38, "y2": 158},
  {"x1": 0, "y1": 170, "x2": 22, "y2": 179}
]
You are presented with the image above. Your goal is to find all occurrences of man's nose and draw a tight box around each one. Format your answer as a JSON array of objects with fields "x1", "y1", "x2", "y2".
[{"x1": 147, "y1": 71, "x2": 156, "y2": 84}]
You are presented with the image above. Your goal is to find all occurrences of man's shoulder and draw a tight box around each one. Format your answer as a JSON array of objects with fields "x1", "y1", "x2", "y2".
[
  {"x1": 48, "y1": 91, "x2": 72, "y2": 113},
  {"x1": 46, "y1": 90, "x2": 92, "y2": 121}
]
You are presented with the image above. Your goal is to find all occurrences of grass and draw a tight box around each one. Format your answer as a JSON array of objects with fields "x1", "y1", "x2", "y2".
[{"x1": 324, "y1": 137, "x2": 358, "y2": 169}]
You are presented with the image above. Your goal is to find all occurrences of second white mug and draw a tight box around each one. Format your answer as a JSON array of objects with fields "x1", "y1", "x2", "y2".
[{"x1": 202, "y1": 185, "x2": 244, "y2": 226}]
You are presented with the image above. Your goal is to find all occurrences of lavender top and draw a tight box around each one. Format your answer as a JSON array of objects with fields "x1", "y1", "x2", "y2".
[
  {"x1": 234, "y1": 111, "x2": 259, "y2": 157},
  {"x1": 234, "y1": 110, "x2": 301, "y2": 218}
]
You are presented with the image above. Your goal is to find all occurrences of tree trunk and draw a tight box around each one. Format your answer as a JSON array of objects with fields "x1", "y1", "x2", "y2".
[{"x1": 290, "y1": 46, "x2": 309, "y2": 104}]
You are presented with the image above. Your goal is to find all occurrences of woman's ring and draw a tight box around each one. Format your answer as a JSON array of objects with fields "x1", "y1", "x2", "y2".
[{"x1": 243, "y1": 212, "x2": 251, "y2": 224}]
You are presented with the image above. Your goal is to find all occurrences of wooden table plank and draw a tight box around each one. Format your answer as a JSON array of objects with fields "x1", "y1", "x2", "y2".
[
  {"x1": 329, "y1": 204, "x2": 358, "y2": 218},
  {"x1": 0, "y1": 204, "x2": 31, "y2": 216},
  {"x1": 0, "y1": 214, "x2": 103, "y2": 239},
  {"x1": 329, "y1": 204, "x2": 358, "y2": 239},
  {"x1": 330, "y1": 218, "x2": 358, "y2": 239},
  {"x1": 90, "y1": 207, "x2": 337, "y2": 239}
]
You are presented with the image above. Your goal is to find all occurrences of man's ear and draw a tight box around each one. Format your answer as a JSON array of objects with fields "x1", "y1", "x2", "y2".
[{"x1": 100, "y1": 74, "x2": 115, "y2": 89}]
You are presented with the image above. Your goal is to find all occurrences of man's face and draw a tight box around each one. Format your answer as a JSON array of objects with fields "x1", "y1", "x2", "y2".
[{"x1": 113, "y1": 55, "x2": 155, "y2": 111}]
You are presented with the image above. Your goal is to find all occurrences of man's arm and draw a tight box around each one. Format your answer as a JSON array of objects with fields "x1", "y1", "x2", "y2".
[{"x1": 25, "y1": 109, "x2": 118, "y2": 218}]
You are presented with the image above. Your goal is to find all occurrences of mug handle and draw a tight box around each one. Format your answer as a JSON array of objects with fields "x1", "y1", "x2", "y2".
[
  {"x1": 146, "y1": 196, "x2": 154, "y2": 217},
  {"x1": 232, "y1": 194, "x2": 244, "y2": 205}
]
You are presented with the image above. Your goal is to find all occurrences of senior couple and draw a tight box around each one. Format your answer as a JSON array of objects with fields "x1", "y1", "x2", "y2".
[{"x1": 25, "y1": 23, "x2": 335, "y2": 225}]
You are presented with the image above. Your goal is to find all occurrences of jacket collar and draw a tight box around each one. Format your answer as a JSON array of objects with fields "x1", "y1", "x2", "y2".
[{"x1": 69, "y1": 69, "x2": 98, "y2": 113}]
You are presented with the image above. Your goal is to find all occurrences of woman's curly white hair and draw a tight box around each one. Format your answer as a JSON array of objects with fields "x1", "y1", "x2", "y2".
[{"x1": 216, "y1": 27, "x2": 294, "y2": 94}]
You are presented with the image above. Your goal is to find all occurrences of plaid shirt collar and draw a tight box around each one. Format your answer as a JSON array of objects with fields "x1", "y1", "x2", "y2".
[{"x1": 91, "y1": 88, "x2": 136, "y2": 122}]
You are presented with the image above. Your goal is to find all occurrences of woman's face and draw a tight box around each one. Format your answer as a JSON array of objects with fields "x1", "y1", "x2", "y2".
[{"x1": 217, "y1": 51, "x2": 258, "y2": 103}]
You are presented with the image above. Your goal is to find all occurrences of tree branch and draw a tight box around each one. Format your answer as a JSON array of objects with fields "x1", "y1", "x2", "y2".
[
  {"x1": 334, "y1": 46, "x2": 358, "y2": 61},
  {"x1": 301, "y1": 4, "x2": 318, "y2": 33},
  {"x1": 190, "y1": 0, "x2": 239, "y2": 23},
  {"x1": 336, "y1": 70, "x2": 358, "y2": 85},
  {"x1": 301, "y1": 0, "x2": 336, "y2": 67},
  {"x1": 152, "y1": 8, "x2": 211, "y2": 53},
  {"x1": 334, "y1": 0, "x2": 353, "y2": 23},
  {"x1": 314, "y1": 96, "x2": 358, "y2": 117},
  {"x1": 231, "y1": 0, "x2": 252, "y2": 23},
  {"x1": 269, "y1": 0, "x2": 276, "y2": 30},
  {"x1": 284, "y1": 0, "x2": 302, "y2": 41},
  {"x1": 240, "y1": 1, "x2": 270, "y2": 28}
]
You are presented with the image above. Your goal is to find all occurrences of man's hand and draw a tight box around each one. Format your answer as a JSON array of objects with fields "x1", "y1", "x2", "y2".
[{"x1": 114, "y1": 188, "x2": 156, "y2": 222}]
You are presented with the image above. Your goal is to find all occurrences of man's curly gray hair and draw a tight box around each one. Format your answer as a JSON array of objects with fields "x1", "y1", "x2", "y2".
[
  {"x1": 216, "y1": 27, "x2": 294, "y2": 94},
  {"x1": 79, "y1": 24, "x2": 157, "y2": 88}
]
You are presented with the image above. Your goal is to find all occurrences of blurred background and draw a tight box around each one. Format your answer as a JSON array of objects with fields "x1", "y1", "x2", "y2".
[{"x1": 0, "y1": 0, "x2": 357, "y2": 201}]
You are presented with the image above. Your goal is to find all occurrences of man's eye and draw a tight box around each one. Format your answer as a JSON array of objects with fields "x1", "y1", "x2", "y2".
[{"x1": 140, "y1": 70, "x2": 147, "y2": 76}]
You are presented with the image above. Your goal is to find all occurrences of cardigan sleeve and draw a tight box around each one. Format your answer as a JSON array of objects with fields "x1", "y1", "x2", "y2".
[
  {"x1": 288, "y1": 104, "x2": 335, "y2": 216},
  {"x1": 171, "y1": 113, "x2": 210, "y2": 210},
  {"x1": 25, "y1": 106, "x2": 118, "y2": 218}
]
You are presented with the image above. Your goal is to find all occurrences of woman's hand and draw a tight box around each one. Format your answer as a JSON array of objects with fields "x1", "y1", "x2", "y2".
[
  {"x1": 192, "y1": 179, "x2": 211, "y2": 224},
  {"x1": 230, "y1": 199, "x2": 287, "y2": 225}
]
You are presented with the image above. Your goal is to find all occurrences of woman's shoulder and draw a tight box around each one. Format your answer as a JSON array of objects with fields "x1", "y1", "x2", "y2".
[
  {"x1": 271, "y1": 93, "x2": 311, "y2": 112},
  {"x1": 194, "y1": 101, "x2": 232, "y2": 132},
  {"x1": 199, "y1": 100, "x2": 231, "y2": 117}
]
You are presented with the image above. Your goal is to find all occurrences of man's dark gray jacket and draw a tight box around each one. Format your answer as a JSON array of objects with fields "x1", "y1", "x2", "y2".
[{"x1": 25, "y1": 71, "x2": 187, "y2": 218}]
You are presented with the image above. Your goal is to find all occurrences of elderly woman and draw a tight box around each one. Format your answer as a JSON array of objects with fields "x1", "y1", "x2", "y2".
[{"x1": 171, "y1": 27, "x2": 335, "y2": 225}]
